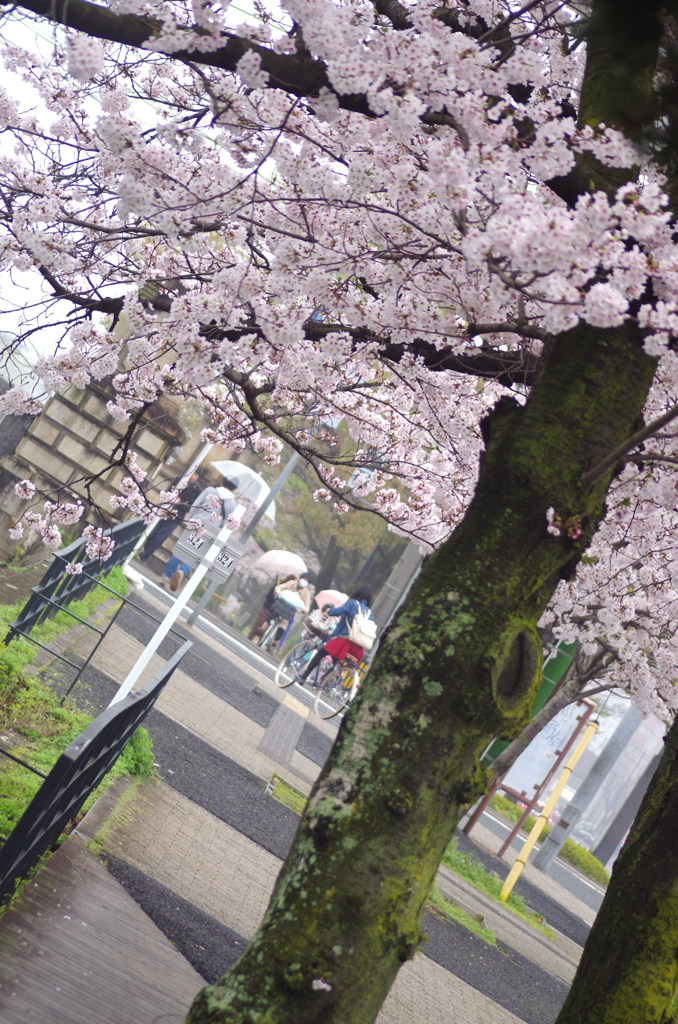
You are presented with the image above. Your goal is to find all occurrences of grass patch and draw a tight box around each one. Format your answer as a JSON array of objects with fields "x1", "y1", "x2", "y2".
[
  {"x1": 268, "y1": 773, "x2": 308, "y2": 815},
  {"x1": 427, "y1": 886, "x2": 497, "y2": 945},
  {"x1": 87, "y1": 775, "x2": 155, "y2": 858},
  {"x1": 0, "y1": 565, "x2": 151, "y2": 910},
  {"x1": 0, "y1": 565, "x2": 129, "y2": 678},
  {"x1": 489, "y1": 793, "x2": 610, "y2": 887},
  {"x1": 442, "y1": 838, "x2": 555, "y2": 940},
  {"x1": 0, "y1": 660, "x2": 153, "y2": 842}
]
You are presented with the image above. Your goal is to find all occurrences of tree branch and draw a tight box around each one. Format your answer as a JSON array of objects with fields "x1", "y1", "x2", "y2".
[
  {"x1": 581, "y1": 400, "x2": 678, "y2": 488},
  {"x1": 378, "y1": 338, "x2": 539, "y2": 386},
  {"x1": 371, "y1": 0, "x2": 413, "y2": 30},
  {"x1": 36, "y1": 269, "x2": 540, "y2": 386},
  {"x1": 5, "y1": 0, "x2": 374, "y2": 114}
]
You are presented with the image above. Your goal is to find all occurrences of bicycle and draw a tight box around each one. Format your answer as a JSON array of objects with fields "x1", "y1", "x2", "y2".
[
  {"x1": 258, "y1": 596, "x2": 300, "y2": 653},
  {"x1": 274, "y1": 637, "x2": 320, "y2": 686},
  {"x1": 275, "y1": 636, "x2": 361, "y2": 719},
  {"x1": 313, "y1": 658, "x2": 360, "y2": 719},
  {"x1": 259, "y1": 612, "x2": 287, "y2": 653}
]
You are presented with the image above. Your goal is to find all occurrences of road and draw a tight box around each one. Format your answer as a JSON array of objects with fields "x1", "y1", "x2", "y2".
[{"x1": 473, "y1": 809, "x2": 605, "y2": 913}]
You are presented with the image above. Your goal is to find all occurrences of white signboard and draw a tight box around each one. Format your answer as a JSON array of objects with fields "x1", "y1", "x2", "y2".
[{"x1": 502, "y1": 701, "x2": 585, "y2": 798}]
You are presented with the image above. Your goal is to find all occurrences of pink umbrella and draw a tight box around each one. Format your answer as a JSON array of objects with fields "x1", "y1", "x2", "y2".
[{"x1": 315, "y1": 589, "x2": 348, "y2": 609}]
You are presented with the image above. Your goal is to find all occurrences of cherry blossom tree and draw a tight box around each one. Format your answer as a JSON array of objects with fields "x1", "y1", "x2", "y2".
[{"x1": 3, "y1": 0, "x2": 678, "y2": 1020}]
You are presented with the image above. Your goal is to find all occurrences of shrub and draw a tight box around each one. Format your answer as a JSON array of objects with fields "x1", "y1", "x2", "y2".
[
  {"x1": 559, "y1": 839, "x2": 610, "y2": 886},
  {"x1": 119, "y1": 727, "x2": 154, "y2": 779},
  {"x1": 490, "y1": 792, "x2": 523, "y2": 824},
  {"x1": 489, "y1": 793, "x2": 609, "y2": 886}
]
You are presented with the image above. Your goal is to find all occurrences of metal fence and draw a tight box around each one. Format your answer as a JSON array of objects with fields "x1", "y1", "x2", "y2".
[
  {"x1": 0, "y1": 641, "x2": 192, "y2": 903},
  {"x1": 4, "y1": 517, "x2": 146, "y2": 645}
]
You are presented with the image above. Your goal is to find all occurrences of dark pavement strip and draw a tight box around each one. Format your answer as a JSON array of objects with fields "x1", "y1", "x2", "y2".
[
  {"x1": 423, "y1": 911, "x2": 568, "y2": 1024},
  {"x1": 102, "y1": 855, "x2": 566, "y2": 1024},
  {"x1": 147, "y1": 710, "x2": 301, "y2": 860},
  {"x1": 297, "y1": 720, "x2": 333, "y2": 765},
  {"x1": 102, "y1": 854, "x2": 249, "y2": 983},
  {"x1": 454, "y1": 831, "x2": 591, "y2": 948}
]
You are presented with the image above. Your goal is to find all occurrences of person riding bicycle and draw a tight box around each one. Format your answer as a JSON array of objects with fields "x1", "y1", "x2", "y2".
[
  {"x1": 275, "y1": 574, "x2": 312, "y2": 615},
  {"x1": 298, "y1": 584, "x2": 374, "y2": 683},
  {"x1": 248, "y1": 574, "x2": 297, "y2": 641}
]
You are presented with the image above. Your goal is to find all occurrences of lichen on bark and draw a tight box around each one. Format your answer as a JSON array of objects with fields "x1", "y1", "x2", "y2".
[
  {"x1": 555, "y1": 714, "x2": 678, "y2": 1024},
  {"x1": 186, "y1": 317, "x2": 657, "y2": 1024}
]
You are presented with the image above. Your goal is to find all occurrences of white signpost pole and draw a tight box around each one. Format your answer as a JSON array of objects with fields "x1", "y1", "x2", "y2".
[{"x1": 108, "y1": 504, "x2": 246, "y2": 706}]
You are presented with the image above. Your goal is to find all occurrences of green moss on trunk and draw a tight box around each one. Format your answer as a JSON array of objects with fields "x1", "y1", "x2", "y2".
[
  {"x1": 186, "y1": 319, "x2": 656, "y2": 1024},
  {"x1": 555, "y1": 715, "x2": 678, "y2": 1024}
]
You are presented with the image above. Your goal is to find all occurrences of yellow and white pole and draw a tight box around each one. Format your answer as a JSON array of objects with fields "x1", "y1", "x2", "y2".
[{"x1": 500, "y1": 718, "x2": 598, "y2": 901}]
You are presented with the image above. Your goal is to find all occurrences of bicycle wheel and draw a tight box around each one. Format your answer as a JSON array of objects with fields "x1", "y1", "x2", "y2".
[
  {"x1": 275, "y1": 639, "x2": 317, "y2": 688},
  {"x1": 259, "y1": 617, "x2": 281, "y2": 652},
  {"x1": 313, "y1": 665, "x2": 358, "y2": 719}
]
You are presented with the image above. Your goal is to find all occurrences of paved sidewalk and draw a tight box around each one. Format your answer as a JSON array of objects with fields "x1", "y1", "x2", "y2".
[{"x1": 0, "y1": 579, "x2": 589, "y2": 1023}]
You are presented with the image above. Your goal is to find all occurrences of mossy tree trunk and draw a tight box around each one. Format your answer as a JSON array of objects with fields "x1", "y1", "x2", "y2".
[
  {"x1": 187, "y1": 321, "x2": 656, "y2": 1024},
  {"x1": 555, "y1": 713, "x2": 678, "y2": 1024},
  {"x1": 185, "y1": 3, "x2": 675, "y2": 1022}
]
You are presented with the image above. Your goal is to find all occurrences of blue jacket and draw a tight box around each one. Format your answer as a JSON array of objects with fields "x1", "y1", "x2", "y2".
[{"x1": 328, "y1": 599, "x2": 374, "y2": 638}]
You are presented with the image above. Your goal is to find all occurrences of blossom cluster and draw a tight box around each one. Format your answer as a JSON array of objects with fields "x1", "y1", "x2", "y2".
[{"x1": 3, "y1": 0, "x2": 678, "y2": 717}]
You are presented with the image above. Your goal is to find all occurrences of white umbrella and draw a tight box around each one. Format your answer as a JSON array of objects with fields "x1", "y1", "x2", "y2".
[
  {"x1": 255, "y1": 550, "x2": 308, "y2": 575},
  {"x1": 211, "y1": 460, "x2": 275, "y2": 522}
]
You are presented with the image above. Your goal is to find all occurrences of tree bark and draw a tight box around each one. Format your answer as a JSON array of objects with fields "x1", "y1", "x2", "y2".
[
  {"x1": 554, "y1": 719, "x2": 678, "y2": 1024},
  {"x1": 187, "y1": 321, "x2": 656, "y2": 1024}
]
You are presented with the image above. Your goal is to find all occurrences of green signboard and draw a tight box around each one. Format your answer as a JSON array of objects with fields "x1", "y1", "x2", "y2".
[{"x1": 481, "y1": 641, "x2": 577, "y2": 766}]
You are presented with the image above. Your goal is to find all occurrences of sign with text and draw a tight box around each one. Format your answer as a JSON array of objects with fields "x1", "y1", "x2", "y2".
[{"x1": 174, "y1": 528, "x2": 245, "y2": 584}]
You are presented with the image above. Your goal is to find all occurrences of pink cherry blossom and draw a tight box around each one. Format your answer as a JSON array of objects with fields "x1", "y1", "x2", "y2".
[{"x1": 2, "y1": 0, "x2": 678, "y2": 719}]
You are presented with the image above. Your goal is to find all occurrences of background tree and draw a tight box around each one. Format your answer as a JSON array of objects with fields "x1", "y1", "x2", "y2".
[
  {"x1": 254, "y1": 449, "x2": 408, "y2": 594},
  {"x1": 3, "y1": 0, "x2": 678, "y2": 1022}
]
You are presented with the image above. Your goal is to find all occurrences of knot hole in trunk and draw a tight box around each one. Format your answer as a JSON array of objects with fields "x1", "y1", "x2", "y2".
[{"x1": 493, "y1": 629, "x2": 539, "y2": 709}]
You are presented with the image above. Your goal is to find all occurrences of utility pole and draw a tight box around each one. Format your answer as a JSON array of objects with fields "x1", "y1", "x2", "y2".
[{"x1": 592, "y1": 752, "x2": 662, "y2": 866}]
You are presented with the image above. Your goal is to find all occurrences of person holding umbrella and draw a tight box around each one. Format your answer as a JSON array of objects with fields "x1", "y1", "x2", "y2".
[
  {"x1": 138, "y1": 470, "x2": 202, "y2": 566},
  {"x1": 160, "y1": 478, "x2": 238, "y2": 591}
]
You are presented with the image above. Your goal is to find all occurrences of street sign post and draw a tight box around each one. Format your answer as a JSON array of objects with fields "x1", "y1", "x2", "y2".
[{"x1": 174, "y1": 528, "x2": 245, "y2": 584}]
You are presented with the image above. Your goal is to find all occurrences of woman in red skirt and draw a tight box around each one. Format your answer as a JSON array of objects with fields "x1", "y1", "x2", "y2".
[{"x1": 299, "y1": 584, "x2": 374, "y2": 682}]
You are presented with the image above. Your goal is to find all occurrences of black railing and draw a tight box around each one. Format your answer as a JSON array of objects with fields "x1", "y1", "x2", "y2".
[
  {"x1": 0, "y1": 642, "x2": 192, "y2": 902},
  {"x1": 4, "y1": 517, "x2": 146, "y2": 644}
]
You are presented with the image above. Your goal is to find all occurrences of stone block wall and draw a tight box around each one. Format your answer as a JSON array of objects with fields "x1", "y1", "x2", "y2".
[{"x1": 0, "y1": 383, "x2": 189, "y2": 562}]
